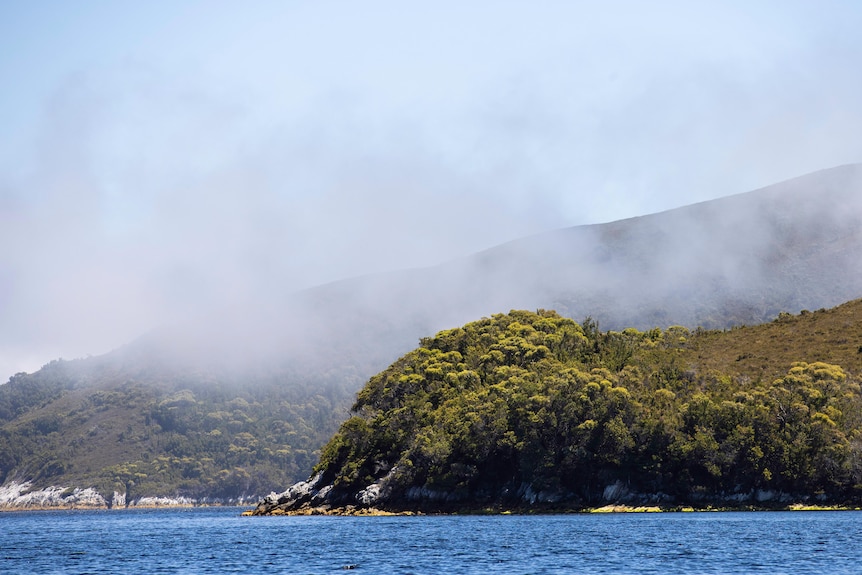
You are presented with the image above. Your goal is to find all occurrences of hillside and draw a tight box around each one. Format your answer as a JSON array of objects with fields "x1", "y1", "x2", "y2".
[
  {"x1": 3, "y1": 164, "x2": 862, "y2": 507},
  {"x1": 0, "y1": 350, "x2": 362, "y2": 507},
  {"x1": 255, "y1": 299, "x2": 862, "y2": 514},
  {"x1": 124, "y1": 164, "x2": 862, "y2": 383},
  {"x1": 294, "y1": 163, "x2": 862, "y2": 343}
]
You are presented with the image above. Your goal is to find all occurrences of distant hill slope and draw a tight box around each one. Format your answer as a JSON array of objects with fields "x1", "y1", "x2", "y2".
[
  {"x1": 249, "y1": 163, "x2": 862, "y2": 389},
  {"x1": 143, "y1": 163, "x2": 862, "y2": 378},
  {"x1": 256, "y1": 299, "x2": 862, "y2": 514},
  {"x1": 299, "y1": 163, "x2": 862, "y2": 345},
  {"x1": 0, "y1": 351, "x2": 361, "y2": 506},
  {"x1": 2, "y1": 164, "x2": 861, "y2": 506}
]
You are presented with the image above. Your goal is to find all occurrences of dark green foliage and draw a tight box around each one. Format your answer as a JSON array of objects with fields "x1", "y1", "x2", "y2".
[{"x1": 316, "y1": 306, "x2": 862, "y2": 507}]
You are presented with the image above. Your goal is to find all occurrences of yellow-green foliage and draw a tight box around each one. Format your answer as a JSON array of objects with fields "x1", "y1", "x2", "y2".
[{"x1": 317, "y1": 306, "x2": 862, "y2": 506}]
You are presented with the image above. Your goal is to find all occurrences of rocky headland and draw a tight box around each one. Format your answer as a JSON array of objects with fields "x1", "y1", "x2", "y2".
[{"x1": 253, "y1": 304, "x2": 862, "y2": 516}]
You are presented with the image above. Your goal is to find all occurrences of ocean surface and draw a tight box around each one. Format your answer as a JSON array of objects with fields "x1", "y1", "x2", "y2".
[{"x1": 2, "y1": 507, "x2": 861, "y2": 574}]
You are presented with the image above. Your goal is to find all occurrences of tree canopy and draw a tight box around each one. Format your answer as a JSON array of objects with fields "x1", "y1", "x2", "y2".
[{"x1": 314, "y1": 307, "x2": 862, "y2": 509}]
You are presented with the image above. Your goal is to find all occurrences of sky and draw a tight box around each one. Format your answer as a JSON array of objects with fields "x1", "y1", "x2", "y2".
[{"x1": 1, "y1": 0, "x2": 862, "y2": 379}]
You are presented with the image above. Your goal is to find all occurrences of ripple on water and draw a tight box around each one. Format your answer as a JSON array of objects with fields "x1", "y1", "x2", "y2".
[{"x1": 2, "y1": 509, "x2": 862, "y2": 574}]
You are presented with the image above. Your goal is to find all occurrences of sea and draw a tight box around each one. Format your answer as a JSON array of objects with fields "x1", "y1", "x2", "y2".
[{"x1": 1, "y1": 507, "x2": 861, "y2": 574}]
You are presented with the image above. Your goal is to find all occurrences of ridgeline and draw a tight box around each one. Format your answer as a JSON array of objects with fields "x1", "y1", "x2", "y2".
[{"x1": 255, "y1": 299, "x2": 862, "y2": 514}]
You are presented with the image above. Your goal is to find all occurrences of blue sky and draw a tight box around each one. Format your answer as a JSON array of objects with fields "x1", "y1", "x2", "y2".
[{"x1": 1, "y1": 0, "x2": 862, "y2": 377}]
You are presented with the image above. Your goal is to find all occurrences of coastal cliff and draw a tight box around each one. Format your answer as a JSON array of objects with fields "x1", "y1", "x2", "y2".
[{"x1": 0, "y1": 481, "x2": 254, "y2": 510}]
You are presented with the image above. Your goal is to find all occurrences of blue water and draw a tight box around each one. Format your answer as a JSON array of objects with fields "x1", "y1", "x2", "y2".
[{"x1": 2, "y1": 508, "x2": 861, "y2": 574}]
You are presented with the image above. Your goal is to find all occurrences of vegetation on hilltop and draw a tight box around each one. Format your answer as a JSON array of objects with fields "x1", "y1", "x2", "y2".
[{"x1": 306, "y1": 302, "x2": 862, "y2": 511}]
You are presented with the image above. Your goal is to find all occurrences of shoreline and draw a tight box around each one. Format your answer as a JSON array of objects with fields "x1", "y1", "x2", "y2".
[
  {"x1": 0, "y1": 502, "x2": 253, "y2": 513},
  {"x1": 247, "y1": 502, "x2": 862, "y2": 517},
  {"x1": 0, "y1": 481, "x2": 258, "y2": 512},
  {"x1": 6, "y1": 501, "x2": 860, "y2": 515}
]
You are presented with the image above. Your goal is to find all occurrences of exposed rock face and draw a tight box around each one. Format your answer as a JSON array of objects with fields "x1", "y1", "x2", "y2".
[
  {"x1": 252, "y1": 474, "x2": 824, "y2": 515},
  {"x1": 253, "y1": 472, "x2": 331, "y2": 515},
  {"x1": 0, "y1": 481, "x2": 249, "y2": 510},
  {"x1": 0, "y1": 482, "x2": 107, "y2": 509},
  {"x1": 251, "y1": 477, "x2": 562, "y2": 514}
]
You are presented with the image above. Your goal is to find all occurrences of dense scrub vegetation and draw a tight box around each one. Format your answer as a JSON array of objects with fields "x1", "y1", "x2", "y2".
[
  {"x1": 0, "y1": 357, "x2": 357, "y2": 501},
  {"x1": 314, "y1": 303, "x2": 862, "y2": 509}
]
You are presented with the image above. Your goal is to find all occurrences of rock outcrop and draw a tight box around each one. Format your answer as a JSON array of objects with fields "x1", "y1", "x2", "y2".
[
  {"x1": 252, "y1": 473, "x2": 821, "y2": 515},
  {"x1": 0, "y1": 482, "x2": 108, "y2": 510},
  {"x1": 0, "y1": 480, "x2": 251, "y2": 510}
]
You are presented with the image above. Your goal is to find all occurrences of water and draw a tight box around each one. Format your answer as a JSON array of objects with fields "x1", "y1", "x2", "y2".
[{"x1": 2, "y1": 508, "x2": 861, "y2": 574}]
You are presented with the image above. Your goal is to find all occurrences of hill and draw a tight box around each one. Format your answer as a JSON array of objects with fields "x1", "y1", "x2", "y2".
[
  {"x1": 0, "y1": 350, "x2": 363, "y2": 507},
  {"x1": 126, "y1": 163, "x2": 862, "y2": 381},
  {"x1": 294, "y1": 163, "x2": 862, "y2": 343},
  {"x1": 2, "y1": 164, "x2": 862, "y2": 507},
  {"x1": 255, "y1": 299, "x2": 862, "y2": 514}
]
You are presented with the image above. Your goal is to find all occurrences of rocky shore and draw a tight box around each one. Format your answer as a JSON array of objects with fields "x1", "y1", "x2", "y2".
[
  {"x1": 0, "y1": 481, "x2": 250, "y2": 511},
  {"x1": 0, "y1": 482, "x2": 111, "y2": 510},
  {"x1": 250, "y1": 471, "x2": 858, "y2": 516}
]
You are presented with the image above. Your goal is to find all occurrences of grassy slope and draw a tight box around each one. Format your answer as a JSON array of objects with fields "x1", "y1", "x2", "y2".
[{"x1": 681, "y1": 299, "x2": 862, "y2": 382}]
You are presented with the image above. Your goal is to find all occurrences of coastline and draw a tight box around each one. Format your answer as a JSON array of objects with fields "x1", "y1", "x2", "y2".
[
  {"x1": 5, "y1": 501, "x2": 860, "y2": 515},
  {"x1": 0, "y1": 502, "x2": 253, "y2": 513},
  {"x1": 247, "y1": 502, "x2": 862, "y2": 517},
  {"x1": 0, "y1": 480, "x2": 258, "y2": 512}
]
